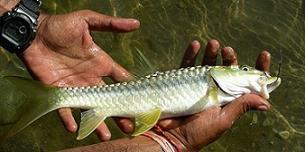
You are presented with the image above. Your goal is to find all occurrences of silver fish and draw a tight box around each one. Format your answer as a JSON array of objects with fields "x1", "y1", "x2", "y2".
[{"x1": 5, "y1": 65, "x2": 281, "y2": 140}]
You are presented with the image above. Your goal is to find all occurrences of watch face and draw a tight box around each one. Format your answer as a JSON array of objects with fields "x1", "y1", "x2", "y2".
[
  {"x1": 0, "y1": 8, "x2": 37, "y2": 53},
  {"x1": 2, "y1": 14, "x2": 33, "y2": 46}
]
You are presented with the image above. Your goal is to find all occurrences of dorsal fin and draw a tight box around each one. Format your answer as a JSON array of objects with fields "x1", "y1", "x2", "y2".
[{"x1": 132, "y1": 48, "x2": 156, "y2": 78}]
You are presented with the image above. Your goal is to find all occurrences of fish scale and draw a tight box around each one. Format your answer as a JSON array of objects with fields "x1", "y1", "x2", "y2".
[
  {"x1": 55, "y1": 66, "x2": 209, "y2": 118},
  {"x1": 6, "y1": 65, "x2": 281, "y2": 140}
]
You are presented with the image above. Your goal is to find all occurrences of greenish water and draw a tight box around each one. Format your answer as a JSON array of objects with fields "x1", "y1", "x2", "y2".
[{"x1": 1, "y1": 0, "x2": 305, "y2": 151}]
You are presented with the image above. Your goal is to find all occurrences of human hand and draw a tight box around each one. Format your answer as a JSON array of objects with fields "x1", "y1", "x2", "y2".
[
  {"x1": 19, "y1": 10, "x2": 140, "y2": 141},
  {"x1": 158, "y1": 40, "x2": 272, "y2": 151}
]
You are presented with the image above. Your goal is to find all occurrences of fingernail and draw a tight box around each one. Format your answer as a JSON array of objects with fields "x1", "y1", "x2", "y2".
[
  {"x1": 262, "y1": 53, "x2": 270, "y2": 61},
  {"x1": 225, "y1": 47, "x2": 234, "y2": 53},
  {"x1": 115, "y1": 18, "x2": 139, "y2": 26},
  {"x1": 72, "y1": 124, "x2": 78, "y2": 132},
  {"x1": 258, "y1": 105, "x2": 269, "y2": 111},
  {"x1": 103, "y1": 133, "x2": 111, "y2": 140},
  {"x1": 262, "y1": 51, "x2": 271, "y2": 57},
  {"x1": 222, "y1": 47, "x2": 234, "y2": 59},
  {"x1": 127, "y1": 19, "x2": 140, "y2": 24},
  {"x1": 72, "y1": 124, "x2": 77, "y2": 129},
  {"x1": 127, "y1": 123, "x2": 134, "y2": 132},
  {"x1": 192, "y1": 40, "x2": 200, "y2": 45},
  {"x1": 121, "y1": 124, "x2": 134, "y2": 133},
  {"x1": 209, "y1": 39, "x2": 220, "y2": 47}
]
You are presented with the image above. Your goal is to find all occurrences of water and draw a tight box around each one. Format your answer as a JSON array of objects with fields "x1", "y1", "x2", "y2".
[{"x1": 0, "y1": 0, "x2": 305, "y2": 151}]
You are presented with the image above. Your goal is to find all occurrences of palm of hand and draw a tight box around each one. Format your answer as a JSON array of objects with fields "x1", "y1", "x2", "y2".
[{"x1": 24, "y1": 12, "x2": 118, "y2": 86}]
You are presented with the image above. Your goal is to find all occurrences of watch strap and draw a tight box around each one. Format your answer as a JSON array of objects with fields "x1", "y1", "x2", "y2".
[
  {"x1": 20, "y1": 0, "x2": 41, "y2": 15},
  {"x1": 14, "y1": 0, "x2": 41, "y2": 25}
]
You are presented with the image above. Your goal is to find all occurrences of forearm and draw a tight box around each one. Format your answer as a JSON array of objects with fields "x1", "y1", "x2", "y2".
[{"x1": 59, "y1": 136, "x2": 163, "y2": 152}]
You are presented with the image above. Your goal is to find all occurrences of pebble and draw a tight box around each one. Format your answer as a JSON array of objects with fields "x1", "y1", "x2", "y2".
[
  {"x1": 250, "y1": 113, "x2": 258, "y2": 125},
  {"x1": 269, "y1": 141, "x2": 274, "y2": 145},
  {"x1": 278, "y1": 131, "x2": 290, "y2": 140}
]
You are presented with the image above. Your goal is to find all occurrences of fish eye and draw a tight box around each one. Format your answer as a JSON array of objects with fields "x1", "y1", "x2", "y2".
[{"x1": 241, "y1": 65, "x2": 249, "y2": 71}]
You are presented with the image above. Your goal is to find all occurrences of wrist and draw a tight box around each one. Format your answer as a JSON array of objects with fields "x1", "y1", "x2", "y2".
[
  {"x1": 167, "y1": 128, "x2": 197, "y2": 152},
  {"x1": 61, "y1": 136, "x2": 163, "y2": 152},
  {"x1": 37, "y1": 12, "x2": 48, "y2": 28},
  {"x1": 143, "y1": 126, "x2": 196, "y2": 152},
  {"x1": 34, "y1": 11, "x2": 49, "y2": 42}
]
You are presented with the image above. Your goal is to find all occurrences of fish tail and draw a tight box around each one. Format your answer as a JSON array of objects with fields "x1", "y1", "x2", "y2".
[{"x1": 4, "y1": 76, "x2": 60, "y2": 138}]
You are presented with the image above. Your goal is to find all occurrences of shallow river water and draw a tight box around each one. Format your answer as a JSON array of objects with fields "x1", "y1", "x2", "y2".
[{"x1": 0, "y1": 0, "x2": 304, "y2": 151}]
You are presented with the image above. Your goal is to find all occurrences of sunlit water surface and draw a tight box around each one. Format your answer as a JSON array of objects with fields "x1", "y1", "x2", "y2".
[{"x1": 0, "y1": 0, "x2": 304, "y2": 151}]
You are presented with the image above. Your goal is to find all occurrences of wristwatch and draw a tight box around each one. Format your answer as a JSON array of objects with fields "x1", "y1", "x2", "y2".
[{"x1": 0, "y1": 0, "x2": 41, "y2": 54}]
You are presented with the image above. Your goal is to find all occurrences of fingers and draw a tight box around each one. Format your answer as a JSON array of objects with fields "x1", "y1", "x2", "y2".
[
  {"x1": 182, "y1": 40, "x2": 237, "y2": 67},
  {"x1": 180, "y1": 40, "x2": 201, "y2": 68},
  {"x1": 92, "y1": 48, "x2": 133, "y2": 82},
  {"x1": 179, "y1": 39, "x2": 239, "y2": 69},
  {"x1": 202, "y1": 40, "x2": 220, "y2": 66},
  {"x1": 58, "y1": 108, "x2": 77, "y2": 133},
  {"x1": 221, "y1": 47, "x2": 238, "y2": 66},
  {"x1": 219, "y1": 94, "x2": 270, "y2": 129},
  {"x1": 255, "y1": 51, "x2": 271, "y2": 71},
  {"x1": 158, "y1": 118, "x2": 183, "y2": 130},
  {"x1": 113, "y1": 117, "x2": 134, "y2": 133},
  {"x1": 110, "y1": 62, "x2": 134, "y2": 82},
  {"x1": 95, "y1": 122, "x2": 112, "y2": 141},
  {"x1": 80, "y1": 10, "x2": 140, "y2": 32}
]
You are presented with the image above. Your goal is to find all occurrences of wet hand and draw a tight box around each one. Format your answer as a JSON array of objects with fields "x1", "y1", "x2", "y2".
[
  {"x1": 158, "y1": 40, "x2": 272, "y2": 151},
  {"x1": 20, "y1": 10, "x2": 140, "y2": 141}
]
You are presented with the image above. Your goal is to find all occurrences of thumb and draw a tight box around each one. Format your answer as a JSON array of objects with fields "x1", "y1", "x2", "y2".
[
  {"x1": 220, "y1": 94, "x2": 270, "y2": 125},
  {"x1": 79, "y1": 10, "x2": 140, "y2": 32}
]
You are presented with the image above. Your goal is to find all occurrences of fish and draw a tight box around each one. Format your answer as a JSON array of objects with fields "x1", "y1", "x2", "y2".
[{"x1": 4, "y1": 65, "x2": 281, "y2": 140}]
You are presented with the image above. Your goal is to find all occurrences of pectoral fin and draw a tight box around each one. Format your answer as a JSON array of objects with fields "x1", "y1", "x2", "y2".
[
  {"x1": 132, "y1": 107, "x2": 162, "y2": 136},
  {"x1": 77, "y1": 109, "x2": 107, "y2": 140}
]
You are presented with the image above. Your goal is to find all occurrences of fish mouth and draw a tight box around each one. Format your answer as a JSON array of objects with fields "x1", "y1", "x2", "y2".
[
  {"x1": 261, "y1": 77, "x2": 281, "y2": 99},
  {"x1": 266, "y1": 77, "x2": 281, "y2": 93},
  {"x1": 262, "y1": 61, "x2": 282, "y2": 98}
]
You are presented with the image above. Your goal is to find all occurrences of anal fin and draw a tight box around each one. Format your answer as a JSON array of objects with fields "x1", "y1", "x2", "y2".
[
  {"x1": 77, "y1": 109, "x2": 107, "y2": 140},
  {"x1": 132, "y1": 107, "x2": 162, "y2": 136}
]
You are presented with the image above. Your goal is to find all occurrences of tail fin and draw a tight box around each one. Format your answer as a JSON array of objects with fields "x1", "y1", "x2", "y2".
[{"x1": 3, "y1": 76, "x2": 59, "y2": 138}]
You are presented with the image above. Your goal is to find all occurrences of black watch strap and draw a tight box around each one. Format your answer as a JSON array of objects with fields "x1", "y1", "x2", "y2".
[
  {"x1": 14, "y1": 0, "x2": 41, "y2": 25},
  {"x1": 20, "y1": 0, "x2": 41, "y2": 14}
]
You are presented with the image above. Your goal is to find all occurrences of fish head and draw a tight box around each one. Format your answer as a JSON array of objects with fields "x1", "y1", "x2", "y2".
[{"x1": 210, "y1": 65, "x2": 281, "y2": 99}]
